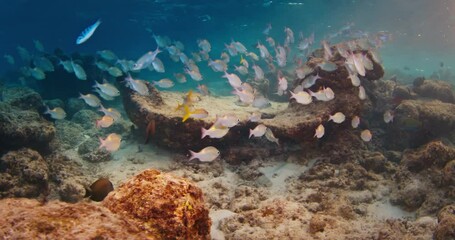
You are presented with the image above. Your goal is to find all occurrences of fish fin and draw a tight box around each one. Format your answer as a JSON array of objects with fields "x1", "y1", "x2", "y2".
[
  {"x1": 98, "y1": 137, "x2": 105, "y2": 149},
  {"x1": 249, "y1": 129, "x2": 253, "y2": 139},
  {"x1": 201, "y1": 127, "x2": 206, "y2": 139},
  {"x1": 182, "y1": 105, "x2": 191, "y2": 122},
  {"x1": 188, "y1": 150, "x2": 196, "y2": 161},
  {"x1": 95, "y1": 119, "x2": 100, "y2": 129}
]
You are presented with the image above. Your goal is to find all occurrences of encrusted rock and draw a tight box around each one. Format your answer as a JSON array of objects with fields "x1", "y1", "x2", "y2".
[
  {"x1": 1, "y1": 86, "x2": 44, "y2": 110},
  {"x1": 401, "y1": 141, "x2": 455, "y2": 172},
  {"x1": 0, "y1": 148, "x2": 49, "y2": 198},
  {"x1": 414, "y1": 80, "x2": 455, "y2": 103},
  {"x1": 0, "y1": 102, "x2": 55, "y2": 152},
  {"x1": 434, "y1": 204, "x2": 455, "y2": 240},
  {"x1": 103, "y1": 169, "x2": 211, "y2": 240},
  {"x1": 0, "y1": 198, "x2": 150, "y2": 239}
]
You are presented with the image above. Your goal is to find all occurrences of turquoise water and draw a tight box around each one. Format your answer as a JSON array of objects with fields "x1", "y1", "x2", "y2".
[{"x1": 1, "y1": 0, "x2": 454, "y2": 93}]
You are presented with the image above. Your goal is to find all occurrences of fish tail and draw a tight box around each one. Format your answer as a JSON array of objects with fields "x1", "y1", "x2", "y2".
[
  {"x1": 201, "y1": 127, "x2": 206, "y2": 139},
  {"x1": 249, "y1": 129, "x2": 253, "y2": 139},
  {"x1": 188, "y1": 150, "x2": 196, "y2": 161},
  {"x1": 98, "y1": 137, "x2": 105, "y2": 149},
  {"x1": 182, "y1": 105, "x2": 191, "y2": 122}
]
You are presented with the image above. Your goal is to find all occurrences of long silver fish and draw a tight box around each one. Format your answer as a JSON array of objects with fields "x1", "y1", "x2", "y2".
[{"x1": 76, "y1": 19, "x2": 101, "y2": 45}]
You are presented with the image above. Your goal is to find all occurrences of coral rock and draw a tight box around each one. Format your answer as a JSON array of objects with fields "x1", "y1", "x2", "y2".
[
  {"x1": 434, "y1": 204, "x2": 455, "y2": 240},
  {"x1": 103, "y1": 169, "x2": 211, "y2": 240},
  {"x1": 0, "y1": 198, "x2": 150, "y2": 239},
  {"x1": 414, "y1": 80, "x2": 455, "y2": 103},
  {"x1": 401, "y1": 141, "x2": 455, "y2": 172},
  {"x1": 0, "y1": 102, "x2": 55, "y2": 152},
  {"x1": 1, "y1": 86, "x2": 44, "y2": 110},
  {"x1": 0, "y1": 148, "x2": 49, "y2": 198}
]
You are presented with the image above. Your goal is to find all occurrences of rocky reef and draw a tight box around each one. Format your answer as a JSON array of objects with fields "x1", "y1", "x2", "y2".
[
  {"x1": 120, "y1": 48, "x2": 384, "y2": 154},
  {"x1": 104, "y1": 169, "x2": 211, "y2": 240},
  {"x1": 0, "y1": 169, "x2": 211, "y2": 240}
]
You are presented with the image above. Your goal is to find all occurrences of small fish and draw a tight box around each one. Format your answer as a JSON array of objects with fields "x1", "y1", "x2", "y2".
[
  {"x1": 234, "y1": 65, "x2": 248, "y2": 75},
  {"x1": 358, "y1": 86, "x2": 367, "y2": 100},
  {"x1": 360, "y1": 129, "x2": 372, "y2": 142},
  {"x1": 209, "y1": 59, "x2": 228, "y2": 72},
  {"x1": 95, "y1": 61, "x2": 109, "y2": 71},
  {"x1": 76, "y1": 19, "x2": 101, "y2": 45},
  {"x1": 197, "y1": 84, "x2": 209, "y2": 96},
  {"x1": 97, "y1": 50, "x2": 117, "y2": 61},
  {"x1": 132, "y1": 47, "x2": 161, "y2": 70},
  {"x1": 383, "y1": 110, "x2": 394, "y2": 123},
  {"x1": 99, "y1": 105, "x2": 121, "y2": 121},
  {"x1": 252, "y1": 65, "x2": 264, "y2": 80},
  {"x1": 329, "y1": 112, "x2": 346, "y2": 124},
  {"x1": 107, "y1": 66, "x2": 123, "y2": 77},
  {"x1": 29, "y1": 67, "x2": 46, "y2": 80},
  {"x1": 174, "y1": 73, "x2": 187, "y2": 83},
  {"x1": 79, "y1": 93, "x2": 101, "y2": 107},
  {"x1": 125, "y1": 74, "x2": 149, "y2": 96},
  {"x1": 93, "y1": 88, "x2": 114, "y2": 101},
  {"x1": 3, "y1": 54, "x2": 15, "y2": 65},
  {"x1": 214, "y1": 114, "x2": 239, "y2": 128},
  {"x1": 290, "y1": 91, "x2": 312, "y2": 105},
  {"x1": 153, "y1": 78, "x2": 174, "y2": 88},
  {"x1": 223, "y1": 71, "x2": 242, "y2": 89},
  {"x1": 252, "y1": 96, "x2": 271, "y2": 109},
  {"x1": 33, "y1": 56, "x2": 54, "y2": 72},
  {"x1": 182, "y1": 105, "x2": 208, "y2": 122},
  {"x1": 265, "y1": 128, "x2": 279, "y2": 145},
  {"x1": 197, "y1": 39, "x2": 212, "y2": 53},
  {"x1": 348, "y1": 71, "x2": 361, "y2": 87},
  {"x1": 99, "y1": 133, "x2": 122, "y2": 152},
  {"x1": 152, "y1": 58, "x2": 165, "y2": 73},
  {"x1": 59, "y1": 60, "x2": 74, "y2": 73},
  {"x1": 33, "y1": 40, "x2": 45, "y2": 52},
  {"x1": 314, "y1": 124, "x2": 325, "y2": 138},
  {"x1": 71, "y1": 60, "x2": 87, "y2": 80},
  {"x1": 96, "y1": 115, "x2": 114, "y2": 128},
  {"x1": 249, "y1": 112, "x2": 262, "y2": 122},
  {"x1": 301, "y1": 74, "x2": 320, "y2": 89},
  {"x1": 185, "y1": 68, "x2": 203, "y2": 81},
  {"x1": 189, "y1": 146, "x2": 220, "y2": 162},
  {"x1": 221, "y1": 52, "x2": 230, "y2": 63},
  {"x1": 144, "y1": 119, "x2": 156, "y2": 144},
  {"x1": 201, "y1": 125, "x2": 230, "y2": 139},
  {"x1": 85, "y1": 178, "x2": 113, "y2": 202},
  {"x1": 317, "y1": 60, "x2": 337, "y2": 72},
  {"x1": 44, "y1": 107, "x2": 66, "y2": 120},
  {"x1": 233, "y1": 88, "x2": 254, "y2": 105},
  {"x1": 351, "y1": 116, "x2": 360, "y2": 128},
  {"x1": 94, "y1": 81, "x2": 120, "y2": 97},
  {"x1": 249, "y1": 124, "x2": 267, "y2": 138}
]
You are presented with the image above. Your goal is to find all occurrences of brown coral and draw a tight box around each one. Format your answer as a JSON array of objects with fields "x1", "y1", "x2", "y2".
[{"x1": 103, "y1": 169, "x2": 211, "y2": 240}]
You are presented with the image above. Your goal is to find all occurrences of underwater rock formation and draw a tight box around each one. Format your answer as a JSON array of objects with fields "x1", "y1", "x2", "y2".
[
  {"x1": 1, "y1": 86, "x2": 45, "y2": 110},
  {"x1": 0, "y1": 198, "x2": 150, "y2": 239},
  {"x1": 0, "y1": 148, "x2": 49, "y2": 198},
  {"x1": 120, "y1": 47, "x2": 384, "y2": 154},
  {"x1": 413, "y1": 79, "x2": 455, "y2": 104},
  {"x1": 391, "y1": 141, "x2": 455, "y2": 215},
  {"x1": 434, "y1": 204, "x2": 455, "y2": 240},
  {"x1": 103, "y1": 169, "x2": 211, "y2": 240},
  {"x1": 0, "y1": 102, "x2": 55, "y2": 153}
]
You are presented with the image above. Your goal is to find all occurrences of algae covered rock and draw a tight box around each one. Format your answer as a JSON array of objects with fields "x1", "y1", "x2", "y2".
[
  {"x1": 0, "y1": 102, "x2": 55, "y2": 152},
  {"x1": 413, "y1": 79, "x2": 455, "y2": 103},
  {"x1": 434, "y1": 204, "x2": 455, "y2": 240},
  {"x1": 0, "y1": 198, "x2": 150, "y2": 239},
  {"x1": 0, "y1": 148, "x2": 49, "y2": 198},
  {"x1": 120, "y1": 46, "x2": 384, "y2": 154},
  {"x1": 103, "y1": 169, "x2": 211, "y2": 240},
  {"x1": 1, "y1": 86, "x2": 44, "y2": 110}
]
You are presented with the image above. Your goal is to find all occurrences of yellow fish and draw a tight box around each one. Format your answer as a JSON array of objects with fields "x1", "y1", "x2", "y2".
[
  {"x1": 99, "y1": 133, "x2": 122, "y2": 152},
  {"x1": 182, "y1": 105, "x2": 208, "y2": 122}
]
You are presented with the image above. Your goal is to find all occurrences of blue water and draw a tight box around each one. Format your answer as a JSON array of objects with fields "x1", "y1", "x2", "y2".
[{"x1": 0, "y1": 0, "x2": 454, "y2": 92}]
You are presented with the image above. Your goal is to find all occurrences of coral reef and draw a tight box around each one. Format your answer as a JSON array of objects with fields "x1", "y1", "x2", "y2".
[
  {"x1": 1, "y1": 86, "x2": 44, "y2": 110},
  {"x1": 0, "y1": 102, "x2": 55, "y2": 153},
  {"x1": 0, "y1": 148, "x2": 49, "y2": 198},
  {"x1": 413, "y1": 79, "x2": 455, "y2": 103},
  {"x1": 120, "y1": 47, "x2": 384, "y2": 154},
  {"x1": 0, "y1": 198, "x2": 151, "y2": 239},
  {"x1": 103, "y1": 169, "x2": 211, "y2": 240},
  {"x1": 434, "y1": 204, "x2": 455, "y2": 240}
]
